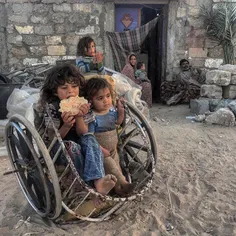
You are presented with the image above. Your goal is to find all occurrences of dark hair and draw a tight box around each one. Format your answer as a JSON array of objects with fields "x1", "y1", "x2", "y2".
[
  {"x1": 128, "y1": 53, "x2": 136, "y2": 61},
  {"x1": 76, "y1": 36, "x2": 95, "y2": 57},
  {"x1": 137, "y1": 61, "x2": 144, "y2": 70},
  {"x1": 84, "y1": 77, "x2": 113, "y2": 102},
  {"x1": 179, "y1": 59, "x2": 189, "y2": 66},
  {"x1": 39, "y1": 64, "x2": 85, "y2": 106}
]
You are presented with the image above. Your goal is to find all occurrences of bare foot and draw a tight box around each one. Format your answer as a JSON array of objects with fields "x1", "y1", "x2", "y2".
[
  {"x1": 115, "y1": 182, "x2": 136, "y2": 197},
  {"x1": 94, "y1": 174, "x2": 117, "y2": 195}
]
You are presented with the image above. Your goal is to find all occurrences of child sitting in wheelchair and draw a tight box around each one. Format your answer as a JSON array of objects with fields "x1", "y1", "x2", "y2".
[
  {"x1": 35, "y1": 64, "x2": 117, "y2": 196},
  {"x1": 84, "y1": 77, "x2": 135, "y2": 196}
]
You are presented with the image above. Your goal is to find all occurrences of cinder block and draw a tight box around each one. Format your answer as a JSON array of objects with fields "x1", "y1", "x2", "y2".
[
  {"x1": 223, "y1": 85, "x2": 236, "y2": 99},
  {"x1": 190, "y1": 99, "x2": 209, "y2": 115},
  {"x1": 200, "y1": 84, "x2": 222, "y2": 99}
]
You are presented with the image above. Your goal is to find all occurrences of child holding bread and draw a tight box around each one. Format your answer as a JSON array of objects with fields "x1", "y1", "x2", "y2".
[{"x1": 35, "y1": 64, "x2": 117, "y2": 196}]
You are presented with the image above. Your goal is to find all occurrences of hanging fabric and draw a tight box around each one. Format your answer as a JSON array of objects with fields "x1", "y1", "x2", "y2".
[{"x1": 106, "y1": 17, "x2": 158, "y2": 72}]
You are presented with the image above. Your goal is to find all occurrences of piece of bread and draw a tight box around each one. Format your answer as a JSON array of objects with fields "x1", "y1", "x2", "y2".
[{"x1": 59, "y1": 96, "x2": 88, "y2": 115}]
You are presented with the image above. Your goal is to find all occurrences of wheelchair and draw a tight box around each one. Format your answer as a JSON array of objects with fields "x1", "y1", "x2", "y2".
[{"x1": 4, "y1": 64, "x2": 157, "y2": 223}]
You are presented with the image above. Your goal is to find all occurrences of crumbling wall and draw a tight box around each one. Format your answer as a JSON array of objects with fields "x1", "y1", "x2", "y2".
[{"x1": 0, "y1": 2, "x2": 8, "y2": 72}]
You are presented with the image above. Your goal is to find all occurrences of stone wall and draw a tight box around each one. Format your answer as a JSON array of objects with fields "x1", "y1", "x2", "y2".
[
  {"x1": 166, "y1": 0, "x2": 236, "y2": 80},
  {"x1": 0, "y1": 0, "x2": 110, "y2": 71},
  {"x1": 0, "y1": 0, "x2": 235, "y2": 80}
]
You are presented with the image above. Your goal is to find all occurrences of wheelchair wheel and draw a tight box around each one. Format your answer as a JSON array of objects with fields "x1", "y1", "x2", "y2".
[
  {"x1": 118, "y1": 101, "x2": 157, "y2": 189},
  {"x1": 5, "y1": 114, "x2": 62, "y2": 219}
]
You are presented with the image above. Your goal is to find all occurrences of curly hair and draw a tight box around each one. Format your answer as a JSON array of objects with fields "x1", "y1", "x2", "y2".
[
  {"x1": 39, "y1": 64, "x2": 85, "y2": 107},
  {"x1": 84, "y1": 77, "x2": 114, "y2": 102},
  {"x1": 76, "y1": 36, "x2": 95, "y2": 57}
]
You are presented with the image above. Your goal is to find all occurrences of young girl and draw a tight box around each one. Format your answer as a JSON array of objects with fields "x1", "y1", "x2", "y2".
[
  {"x1": 76, "y1": 36, "x2": 105, "y2": 75},
  {"x1": 83, "y1": 77, "x2": 135, "y2": 196},
  {"x1": 36, "y1": 64, "x2": 117, "y2": 196}
]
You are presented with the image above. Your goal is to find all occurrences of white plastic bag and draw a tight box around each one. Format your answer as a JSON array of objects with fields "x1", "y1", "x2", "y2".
[
  {"x1": 7, "y1": 87, "x2": 40, "y2": 125},
  {"x1": 112, "y1": 73, "x2": 141, "y2": 96}
]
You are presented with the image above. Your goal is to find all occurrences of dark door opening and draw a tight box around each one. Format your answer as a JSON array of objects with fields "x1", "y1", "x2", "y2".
[{"x1": 140, "y1": 5, "x2": 167, "y2": 103}]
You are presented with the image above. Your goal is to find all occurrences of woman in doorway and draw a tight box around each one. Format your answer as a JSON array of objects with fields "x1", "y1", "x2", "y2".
[{"x1": 121, "y1": 53, "x2": 152, "y2": 108}]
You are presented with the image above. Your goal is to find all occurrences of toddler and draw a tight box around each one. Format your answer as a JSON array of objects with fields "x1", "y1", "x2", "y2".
[{"x1": 84, "y1": 77, "x2": 135, "y2": 196}]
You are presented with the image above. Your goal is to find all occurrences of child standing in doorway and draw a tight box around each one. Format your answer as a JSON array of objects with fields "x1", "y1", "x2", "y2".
[
  {"x1": 84, "y1": 77, "x2": 135, "y2": 196},
  {"x1": 76, "y1": 36, "x2": 105, "y2": 75}
]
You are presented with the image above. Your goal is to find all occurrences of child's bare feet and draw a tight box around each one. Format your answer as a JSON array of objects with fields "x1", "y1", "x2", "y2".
[
  {"x1": 115, "y1": 182, "x2": 136, "y2": 197},
  {"x1": 94, "y1": 174, "x2": 117, "y2": 195}
]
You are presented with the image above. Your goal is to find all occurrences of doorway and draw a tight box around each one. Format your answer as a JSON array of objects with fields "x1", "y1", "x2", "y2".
[{"x1": 115, "y1": 4, "x2": 168, "y2": 103}]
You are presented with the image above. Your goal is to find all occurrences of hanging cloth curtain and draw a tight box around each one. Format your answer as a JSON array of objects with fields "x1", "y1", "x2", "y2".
[{"x1": 106, "y1": 17, "x2": 158, "y2": 72}]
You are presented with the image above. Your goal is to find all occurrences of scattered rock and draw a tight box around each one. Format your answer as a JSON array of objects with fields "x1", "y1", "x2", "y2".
[{"x1": 205, "y1": 108, "x2": 235, "y2": 126}]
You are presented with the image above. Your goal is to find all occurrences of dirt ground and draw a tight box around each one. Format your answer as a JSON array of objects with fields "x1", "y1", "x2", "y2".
[{"x1": 1, "y1": 104, "x2": 236, "y2": 236}]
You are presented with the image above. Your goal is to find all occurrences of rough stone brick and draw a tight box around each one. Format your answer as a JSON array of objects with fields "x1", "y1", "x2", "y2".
[
  {"x1": 186, "y1": 37, "x2": 204, "y2": 48},
  {"x1": 190, "y1": 99, "x2": 209, "y2": 115},
  {"x1": 23, "y1": 57, "x2": 39, "y2": 65},
  {"x1": 35, "y1": 25, "x2": 54, "y2": 35},
  {"x1": 205, "y1": 59, "x2": 223, "y2": 69},
  {"x1": 7, "y1": 35, "x2": 22, "y2": 45},
  {"x1": 230, "y1": 74, "x2": 236, "y2": 84},
  {"x1": 209, "y1": 99, "x2": 221, "y2": 112},
  {"x1": 45, "y1": 36, "x2": 62, "y2": 45},
  {"x1": 29, "y1": 46, "x2": 47, "y2": 56},
  {"x1": 68, "y1": 45, "x2": 76, "y2": 55},
  {"x1": 191, "y1": 58, "x2": 205, "y2": 68},
  {"x1": 33, "y1": 4, "x2": 51, "y2": 13},
  {"x1": 205, "y1": 70, "x2": 231, "y2": 86},
  {"x1": 208, "y1": 46, "x2": 224, "y2": 58},
  {"x1": 53, "y1": 3, "x2": 71, "y2": 12},
  {"x1": 22, "y1": 35, "x2": 44, "y2": 45},
  {"x1": 47, "y1": 45, "x2": 66, "y2": 55},
  {"x1": 30, "y1": 15, "x2": 48, "y2": 24},
  {"x1": 72, "y1": 3, "x2": 92, "y2": 12},
  {"x1": 15, "y1": 25, "x2": 33, "y2": 34},
  {"x1": 200, "y1": 84, "x2": 222, "y2": 99},
  {"x1": 189, "y1": 48, "x2": 208, "y2": 58},
  {"x1": 42, "y1": 55, "x2": 60, "y2": 64},
  {"x1": 9, "y1": 15, "x2": 28, "y2": 23},
  {"x1": 75, "y1": 25, "x2": 95, "y2": 35},
  {"x1": 55, "y1": 24, "x2": 66, "y2": 34},
  {"x1": 7, "y1": 0, "x2": 29, "y2": 2},
  {"x1": 12, "y1": 3, "x2": 33, "y2": 14},
  {"x1": 188, "y1": 8, "x2": 200, "y2": 17},
  {"x1": 223, "y1": 85, "x2": 236, "y2": 99},
  {"x1": 185, "y1": 0, "x2": 198, "y2": 6},
  {"x1": 51, "y1": 14, "x2": 65, "y2": 24},
  {"x1": 65, "y1": 35, "x2": 82, "y2": 46},
  {"x1": 11, "y1": 46, "x2": 28, "y2": 56},
  {"x1": 176, "y1": 7, "x2": 186, "y2": 18},
  {"x1": 6, "y1": 24, "x2": 14, "y2": 34},
  {"x1": 218, "y1": 64, "x2": 236, "y2": 74},
  {"x1": 42, "y1": 0, "x2": 64, "y2": 3}
]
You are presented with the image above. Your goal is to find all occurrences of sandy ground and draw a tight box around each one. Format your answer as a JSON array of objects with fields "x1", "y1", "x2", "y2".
[{"x1": 1, "y1": 104, "x2": 236, "y2": 236}]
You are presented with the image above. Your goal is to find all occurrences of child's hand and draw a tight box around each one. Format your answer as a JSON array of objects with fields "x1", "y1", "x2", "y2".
[
  {"x1": 76, "y1": 103, "x2": 90, "y2": 117},
  {"x1": 61, "y1": 112, "x2": 75, "y2": 128},
  {"x1": 117, "y1": 97, "x2": 125, "y2": 111},
  {"x1": 102, "y1": 148, "x2": 110, "y2": 158},
  {"x1": 95, "y1": 52, "x2": 103, "y2": 64}
]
